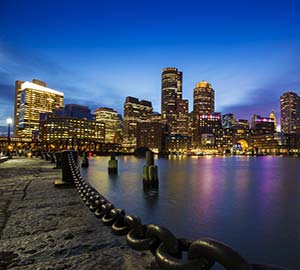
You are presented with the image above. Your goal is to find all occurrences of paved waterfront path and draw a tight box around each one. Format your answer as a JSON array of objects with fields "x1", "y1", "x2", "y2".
[{"x1": 0, "y1": 158, "x2": 153, "y2": 270}]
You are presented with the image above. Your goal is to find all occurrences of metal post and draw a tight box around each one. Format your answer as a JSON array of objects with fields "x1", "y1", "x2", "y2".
[
  {"x1": 54, "y1": 150, "x2": 78, "y2": 187},
  {"x1": 6, "y1": 118, "x2": 12, "y2": 158},
  {"x1": 54, "y1": 151, "x2": 62, "y2": 169},
  {"x1": 81, "y1": 151, "x2": 89, "y2": 168}
]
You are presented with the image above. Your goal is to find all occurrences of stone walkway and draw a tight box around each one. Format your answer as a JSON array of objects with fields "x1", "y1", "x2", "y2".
[{"x1": 0, "y1": 158, "x2": 153, "y2": 270}]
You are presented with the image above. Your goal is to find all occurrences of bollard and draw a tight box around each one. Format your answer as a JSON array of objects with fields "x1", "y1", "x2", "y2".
[
  {"x1": 146, "y1": 151, "x2": 154, "y2": 166},
  {"x1": 108, "y1": 153, "x2": 118, "y2": 174},
  {"x1": 81, "y1": 152, "x2": 89, "y2": 168},
  {"x1": 143, "y1": 151, "x2": 158, "y2": 187},
  {"x1": 148, "y1": 165, "x2": 158, "y2": 182},
  {"x1": 50, "y1": 152, "x2": 56, "y2": 163},
  {"x1": 54, "y1": 150, "x2": 78, "y2": 187},
  {"x1": 45, "y1": 152, "x2": 50, "y2": 161},
  {"x1": 54, "y1": 151, "x2": 62, "y2": 169},
  {"x1": 142, "y1": 165, "x2": 149, "y2": 180}
]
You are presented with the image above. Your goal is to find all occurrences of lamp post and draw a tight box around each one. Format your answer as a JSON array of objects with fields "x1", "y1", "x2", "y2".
[{"x1": 6, "y1": 118, "x2": 12, "y2": 158}]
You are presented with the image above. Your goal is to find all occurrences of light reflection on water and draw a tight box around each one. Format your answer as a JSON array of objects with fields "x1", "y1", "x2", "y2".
[{"x1": 81, "y1": 156, "x2": 300, "y2": 269}]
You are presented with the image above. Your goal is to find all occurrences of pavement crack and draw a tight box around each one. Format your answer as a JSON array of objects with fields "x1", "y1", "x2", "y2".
[
  {"x1": 22, "y1": 180, "x2": 33, "y2": 201},
  {"x1": 0, "y1": 199, "x2": 11, "y2": 239}
]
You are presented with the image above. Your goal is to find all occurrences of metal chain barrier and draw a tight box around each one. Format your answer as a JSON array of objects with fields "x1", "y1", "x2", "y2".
[{"x1": 66, "y1": 152, "x2": 287, "y2": 270}]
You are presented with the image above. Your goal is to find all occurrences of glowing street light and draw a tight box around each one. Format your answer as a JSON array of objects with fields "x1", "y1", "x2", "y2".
[{"x1": 6, "y1": 118, "x2": 12, "y2": 158}]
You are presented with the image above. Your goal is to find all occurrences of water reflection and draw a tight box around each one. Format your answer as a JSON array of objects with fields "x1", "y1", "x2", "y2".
[
  {"x1": 81, "y1": 156, "x2": 300, "y2": 270},
  {"x1": 143, "y1": 185, "x2": 159, "y2": 209}
]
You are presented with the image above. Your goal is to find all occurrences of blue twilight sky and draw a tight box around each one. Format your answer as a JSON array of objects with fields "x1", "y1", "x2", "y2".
[{"x1": 1, "y1": 0, "x2": 300, "y2": 130}]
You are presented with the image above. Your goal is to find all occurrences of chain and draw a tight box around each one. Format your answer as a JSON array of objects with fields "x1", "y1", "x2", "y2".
[{"x1": 67, "y1": 153, "x2": 287, "y2": 270}]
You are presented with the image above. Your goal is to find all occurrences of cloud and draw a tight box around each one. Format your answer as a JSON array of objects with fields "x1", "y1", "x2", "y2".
[
  {"x1": 0, "y1": 82, "x2": 14, "y2": 125},
  {"x1": 0, "y1": 82, "x2": 15, "y2": 101},
  {"x1": 62, "y1": 82, "x2": 125, "y2": 112},
  {"x1": 0, "y1": 42, "x2": 65, "y2": 78},
  {"x1": 0, "y1": 42, "x2": 130, "y2": 126},
  {"x1": 222, "y1": 63, "x2": 300, "y2": 120}
]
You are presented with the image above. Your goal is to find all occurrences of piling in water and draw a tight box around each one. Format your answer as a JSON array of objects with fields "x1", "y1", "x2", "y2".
[
  {"x1": 108, "y1": 153, "x2": 118, "y2": 174},
  {"x1": 81, "y1": 152, "x2": 89, "y2": 168},
  {"x1": 143, "y1": 151, "x2": 158, "y2": 187}
]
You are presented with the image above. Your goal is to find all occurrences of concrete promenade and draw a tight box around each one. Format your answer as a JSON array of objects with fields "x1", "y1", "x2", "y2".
[{"x1": 0, "y1": 158, "x2": 153, "y2": 270}]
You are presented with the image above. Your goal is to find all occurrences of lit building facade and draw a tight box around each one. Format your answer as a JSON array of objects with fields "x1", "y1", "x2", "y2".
[
  {"x1": 175, "y1": 99, "x2": 189, "y2": 135},
  {"x1": 252, "y1": 134, "x2": 278, "y2": 154},
  {"x1": 193, "y1": 81, "x2": 215, "y2": 115},
  {"x1": 251, "y1": 115, "x2": 275, "y2": 135},
  {"x1": 161, "y1": 67, "x2": 182, "y2": 121},
  {"x1": 14, "y1": 80, "x2": 64, "y2": 138},
  {"x1": 40, "y1": 117, "x2": 105, "y2": 143},
  {"x1": 165, "y1": 135, "x2": 190, "y2": 154},
  {"x1": 285, "y1": 134, "x2": 300, "y2": 153},
  {"x1": 280, "y1": 92, "x2": 300, "y2": 134},
  {"x1": 269, "y1": 111, "x2": 277, "y2": 132},
  {"x1": 136, "y1": 121, "x2": 166, "y2": 153},
  {"x1": 123, "y1": 96, "x2": 153, "y2": 149},
  {"x1": 40, "y1": 104, "x2": 105, "y2": 149},
  {"x1": 231, "y1": 120, "x2": 251, "y2": 152},
  {"x1": 161, "y1": 67, "x2": 188, "y2": 134},
  {"x1": 146, "y1": 112, "x2": 161, "y2": 122},
  {"x1": 94, "y1": 107, "x2": 122, "y2": 143},
  {"x1": 196, "y1": 113, "x2": 223, "y2": 150},
  {"x1": 222, "y1": 128, "x2": 234, "y2": 151}
]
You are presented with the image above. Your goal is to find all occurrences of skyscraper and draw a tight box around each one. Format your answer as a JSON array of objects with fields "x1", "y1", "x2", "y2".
[
  {"x1": 280, "y1": 92, "x2": 300, "y2": 134},
  {"x1": 176, "y1": 99, "x2": 189, "y2": 135},
  {"x1": 161, "y1": 67, "x2": 188, "y2": 134},
  {"x1": 14, "y1": 79, "x2": 47, "y2": 135},
  {"x1": 193, "y1": 81, "x2": 215, "y2": 115},
  {"x1": 161, "y1": 68, "x2": 182, "y2": 120},
  {"x1": 14, "y1": 80, "x2": 64, "y2": 138}
]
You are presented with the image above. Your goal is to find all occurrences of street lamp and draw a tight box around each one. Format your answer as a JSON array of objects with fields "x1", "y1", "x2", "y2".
[{"x1": 6, "y1": 118, "x2": 12, "y2": 158}]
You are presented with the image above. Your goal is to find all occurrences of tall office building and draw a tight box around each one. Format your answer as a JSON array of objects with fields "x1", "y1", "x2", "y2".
[
  {"x1": 14, "y1": 80, "x2": 64, "y2": 138},
  {"x1": 14, "y1": 79, "x2": 47, "y2": 135},
  {"x1": 280, "y1": 92, "x2": 300, "y2": 134},
  {"x1": 176, "y1": 99, "x2": 189, "y2": 135},
  {"x1": 161, "y1": 67, "x2": 188, "y2": 134},
  {"x1": 94, "y1": 107, "x2": 122, "y2": 144},
  {"x1": 123, "y1": 96, "x2": 153, "y2": 148},
  {"x1": 161, "y1": 67, "x2": 182, "y2": 119},
  {"x1": 193, "y1": 81, "x2": 215, "y2": 115}
]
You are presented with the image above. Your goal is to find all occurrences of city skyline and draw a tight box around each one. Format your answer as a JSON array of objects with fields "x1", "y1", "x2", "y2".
[{"x1": 1, "y1": 0, "x2": 300, "y2": 128}]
